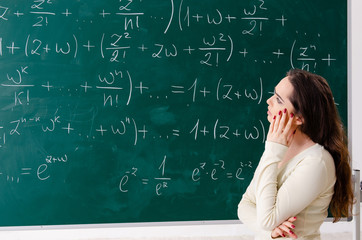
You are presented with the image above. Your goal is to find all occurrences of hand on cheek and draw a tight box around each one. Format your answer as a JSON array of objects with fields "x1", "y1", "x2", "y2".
[{"x1": 267, "y1": 108, "x2": 297, "y2": 146}]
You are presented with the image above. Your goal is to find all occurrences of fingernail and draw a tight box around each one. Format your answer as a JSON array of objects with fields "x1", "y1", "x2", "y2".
[
  {"x1": 284, "y1": 108, "x2": 287, "y2": 113},
  {"x1": 273, "y1": 115, "x2": 276, "y2": 120},
  {"x1": 282, "y1": 234, "x2": 286, "y2": 237},
  {"x1": 290, "y1": 230, "x2": 294, "y2": 234},
  {"x1": 291, "y1": 225, "x2": 295, "y2": 229},
  {"x1": 279, "y1": 111, "x2": 282, "y2": 115},
  {"x1": 290, "y1": 113, "x2": 294, "y2": 118}
]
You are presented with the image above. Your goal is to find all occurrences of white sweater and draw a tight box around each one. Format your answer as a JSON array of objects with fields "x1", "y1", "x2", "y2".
[{"x1": 238, "y1": 141, "x2": 336, "y2": 240}]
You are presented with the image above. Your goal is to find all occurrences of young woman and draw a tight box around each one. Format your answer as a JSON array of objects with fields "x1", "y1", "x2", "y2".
[{"x1": 238, "y1": 69, "x2": 354, "y2": 239}]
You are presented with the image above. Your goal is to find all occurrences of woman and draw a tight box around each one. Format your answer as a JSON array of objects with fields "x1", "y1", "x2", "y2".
[{"x1": 238, "y1": 69, "x2": 354, "y2": 239}]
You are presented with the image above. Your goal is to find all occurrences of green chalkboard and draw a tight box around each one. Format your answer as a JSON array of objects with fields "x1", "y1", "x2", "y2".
[{"x1": 0, "y1": 0, "x2": 347, "y2": 226}]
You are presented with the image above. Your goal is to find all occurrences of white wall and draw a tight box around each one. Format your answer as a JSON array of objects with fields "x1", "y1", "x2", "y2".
[
  {"x1": 0, "y1": 0, "x2": 360, "y2": 239},
  {"x1": 351, "y1": 0, "x2": 362, "y2": 172}
]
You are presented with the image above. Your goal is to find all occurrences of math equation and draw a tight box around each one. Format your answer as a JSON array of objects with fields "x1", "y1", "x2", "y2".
[{"x1": 0, "y1": 0, "x2": 343, "y2": 199}]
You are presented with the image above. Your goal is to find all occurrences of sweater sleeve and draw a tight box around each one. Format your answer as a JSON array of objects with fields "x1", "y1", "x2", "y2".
[
  {"x1": 238, "y1": 141, "x2": 288, "y2": 239},
  {"x1": 252, "y1": 142, "x2": 332, "y2": 231},
  {"x1": 253, "y1": 141, "x2": 288, "y2": 230},
  {"x1": 238, "y1": 179, "x2": 275, "y2": 239}
]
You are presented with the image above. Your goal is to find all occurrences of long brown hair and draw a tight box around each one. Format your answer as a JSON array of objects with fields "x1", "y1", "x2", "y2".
[{"x1": 286, "y1": 68, "x2": 354, "y2": 222}]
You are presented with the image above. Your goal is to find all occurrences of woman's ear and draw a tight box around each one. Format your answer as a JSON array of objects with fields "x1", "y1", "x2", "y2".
[{"x1": 294, "y1": 115, "x2": 304, "y2": 126}]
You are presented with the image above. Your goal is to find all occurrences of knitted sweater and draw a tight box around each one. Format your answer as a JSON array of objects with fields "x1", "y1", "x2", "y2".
[{"x1": 238, "y1": 141, "x2": 336, "y2": 240}]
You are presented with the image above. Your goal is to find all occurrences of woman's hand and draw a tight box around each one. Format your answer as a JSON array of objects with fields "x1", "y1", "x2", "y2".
[
  {"x1": 267, "y1": 108, "x2": 296, "y2": 147},
  {"x1": 271, "y1": 217, "x2": 298, "y2": 239}
]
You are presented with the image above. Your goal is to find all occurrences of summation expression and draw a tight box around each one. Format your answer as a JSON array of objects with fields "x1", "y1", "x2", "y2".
[
  {"x1": 0, "y1": 0, "x2": 337, "y2": 69},
  {"x1": 163, "y1": 0, "x2": 286, "y2": 35},
  {"x1": 0, "y1": 31, "x2": 337, "y2": 69},
  {"x1": 0, "y1": 66, "x2": 264, "y2": 109},
  {"x1": 0, "y1": 113, "x2": 148, "y2": 147},
  {"x1": 0, "y1": 111, "x2": 266, "y2": 153}
]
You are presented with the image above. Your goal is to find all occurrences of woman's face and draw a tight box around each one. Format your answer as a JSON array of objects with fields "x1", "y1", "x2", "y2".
[{"x1": 266, "y1": 76, "x2": 295, "y2": 123}]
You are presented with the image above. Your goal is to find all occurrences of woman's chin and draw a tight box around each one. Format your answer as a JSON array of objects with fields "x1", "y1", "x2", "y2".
[{"x1": 267, "y1": 115, "x2": 272, "y2": 123}]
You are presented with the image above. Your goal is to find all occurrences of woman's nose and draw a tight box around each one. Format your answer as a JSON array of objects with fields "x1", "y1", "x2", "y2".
[{"x1": 266, "y1": 96, "x2": 272, "y2": 105}]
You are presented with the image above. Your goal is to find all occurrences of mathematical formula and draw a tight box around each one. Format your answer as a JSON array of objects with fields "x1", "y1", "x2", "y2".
[
  {"x1": 0, "y1": 33, "x2": 336, "y2": 70},
  {"x1": 0, "y1": 0, "x2": 342, "y2": 196},
  {"x1": 0, "y1": 114, "x2": 266, "y2": 147}
]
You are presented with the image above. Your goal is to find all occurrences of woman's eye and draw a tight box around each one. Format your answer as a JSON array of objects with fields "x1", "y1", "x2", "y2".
[{"x1": 272, "y1": 90, "x2": 283, "y2": 104}]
